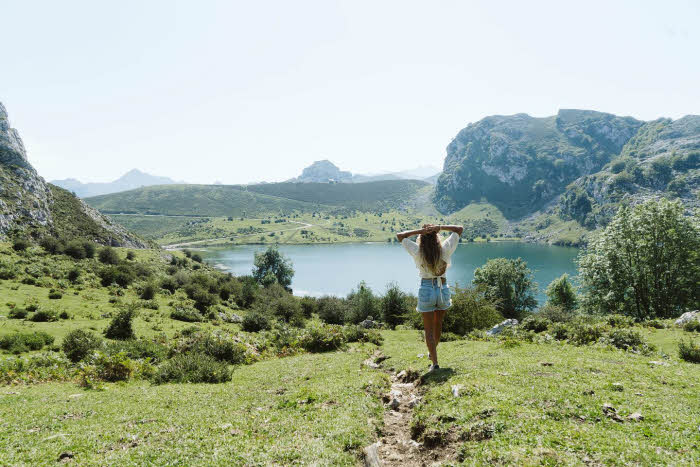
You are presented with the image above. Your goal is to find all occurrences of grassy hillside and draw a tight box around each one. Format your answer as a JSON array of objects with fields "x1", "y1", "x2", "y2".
[{"x1": 85, "y1": 184, "x2": 332, "y2": 217}]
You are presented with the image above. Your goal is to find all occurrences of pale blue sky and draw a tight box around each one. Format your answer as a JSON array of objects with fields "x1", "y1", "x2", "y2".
[{"x1": 2, "y1": 0, "x2": 698, "y2": 184}]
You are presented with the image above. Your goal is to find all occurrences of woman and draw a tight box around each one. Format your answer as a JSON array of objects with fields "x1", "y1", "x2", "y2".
[{"x1": 397, "y1": 223, "x2": 463, "y2": 371}]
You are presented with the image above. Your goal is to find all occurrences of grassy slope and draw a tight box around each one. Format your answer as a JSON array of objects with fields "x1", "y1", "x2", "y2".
[{"x1": 382, "y1": 330, "x2": 699, "y2": 465}]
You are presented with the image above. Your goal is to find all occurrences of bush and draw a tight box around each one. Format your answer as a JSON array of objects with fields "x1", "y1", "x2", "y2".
[
  {"x1": 94, "y1": 351, "x2": 134, "y2": 382},
  {"x1": 0, "y1": 259, "x2": 20, "y2": 280},
  {"x1": 160, "y1": 277, "x2": 178, "y2": 294},
  {"x1": 63, "y1": 240, "x2": 87, "y2": 260},
  {"x1": 62, "y1": 329, "x2": 104, "y2": 362},
  {"x1": 645, "y1": 319, "x2": 667, "y2": 329},
  {"x1": 8, "y1": 308, "x2": 28, "y2": 319},
  {"x1": 257, "y1": 284, "x2": 305, "y2": 326},
  {"x1": 29, "y1": 309, "x2": 59, "y2": 322},
  {"x1": 569, "y1": 323, "x2": 607, "y2": 345},
  {"x1": 606, "y1": 328, "x2": 650, "y2": 351},
  {"x1": 521, "y1": 315, "x2": 551, "y2": 333},
  {"x1": 140, "y1": 283, "x2": 157, "y2": 300},
  {"x1": 606, "y1": 314, "x2": 635, "y2": 328},
  {"x1": 538, "y1": 303, "x2": 575, "y2": 323},
  {"x1": 381, "y1": 283, "x2": 410, "y2": 329},
  {"x1": 347, "y1": 281, "x2": 379, "y2": 324},
  {"x1": 300, "y1": 296, "x2": 318, "y2": 318},
  {"x1": 67, "y1": 268, "x2": 81, "y2": 283},
  {"x1": 104, "y1": 304, "x2": 138, "y2": 340},
  {"x1": 300, "y1": 323, "x2": 346, "y2": 353},
  {"x1": 678, "y1": 339, "x2": 700, "y2": 363},
  {"x1": 683, "y1": 320, "x2": 700, "y2": 333},
  {"x1": 545, "y1": 274, "x2": 577, "y2": 312},
  {"x1": 317, "y1": 296, "x2": 352, "y2": 325},
  {"x1": 106, "y1": 338, "x2": 168, "y2": 363},
  {"x1": 82, "y1": 241, "x2": 96, "y2": 259},
  {"x1": 237, "y1": 276, "x2": 259, "y2": 308},
  {"x1": 184, "y1": 283, "x2": 219, "y2": 312},
  {"x1": 173, "y1": 331, "x2": 247, "y2": 364},
  {"x1": 39, "y1": 236, "x2": 63, "y2": 255},
  {"x1": 99, "y1": 265, "x2": 136, "y2": 288},
  {"x1": 126, "y1": 251, "x2": 136, "y2": 261},
  {"x1": 48, "y1": 289, "x2": 63, "y2": 300},
  {"x1": 0, "y1": 332, "x2": 54, "y2": 353},
  {"x1": 242, "y1": 311, "x2": 271, "y2": 332},
  {"x1": 343, "y1": 325, "x2": 383, "y2": 345},
  {"x1": 98, "y1": 246, "x2": 120, "y2": 265},
  {"x1": 152, "y1": 352, "x2": 232, "y2": 384},
  {"x1": 443, "y1": 286, "x2": 503, "y2": 335},
  {"x1": 253, "y1": 247, "x2": 294, "y2": 289},
  {"x1": 473, "y1": 258, "x2": 538, "y2": 319},
  {"x1": 550, "y1": 323, "x2": 569, "y2": 340},
  {"x1": 170, "y1": 306, "x2": 203, "y2": 323},
  {"x1": 12, "y1": 237, "x2": 30, "y2": 252}
]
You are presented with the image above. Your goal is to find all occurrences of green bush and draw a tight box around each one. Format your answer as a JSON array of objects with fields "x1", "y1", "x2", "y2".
[
  {"x1": 0, "y1": 332, "x2": 54, "y2": 354},
  {"x1": 140, "y1": 283, "x2": 157, "y2": 300},
  {"x1": 443, "y1": 286, "x2": 503, "y2": 335},
  {"x1": 347, "y1": 281, "x2": 379, "y2": 324},
  {"x1": 106, "y1": 338, "x2": 168, "y2": 363},
  {"x1": 170, "y1": 306, "x2": 203, "y2": 323},
  {"x1": 545, "y1": 274, "x2": 577, "y2": 312},
  {"x1": 473, "y1": 258, "x2": 538, "y2": 319},
  {"x1": 29, "y1": 309, "x2": 59, "y2": 322},
  {"x1": 438, "y1": 332, "x2": 463, "y2": 342},
  {"x1": 63, "y1": 240, "x2": 87, "y2": 260},
  {"x1": 0, "y1": 259, "x2": 20, "y2": 280},
  {"x1": 8, "y1": 308, "x2": 28, "y2": 319},
  {"x1": 94, "y1": 351, "x2": 134, "y2": 382},
  {"x1": 160, "y1": 277, "x2": 178, "y2": 293},
  {"x1": 82, "y1": 241, "x2": 96, "y2": 259},
  {"x1": 538, "y1": 303, "x2": 576, "y2": 323},
  {"x1": 67, "y1": 268, "x2": 81, "y2": 283},
  {"x1": 300, "y1": 323, "x2": 346, "y2": 353},
  {"x1": 98, "y1": 246, "x2": 120, "y2": 265},
  {"x1": 12, "y1": 237, "x2": 30, "y2": 252},
  {"x1": 104, "y1": 304, "x2": 138, "y2": 340},
  {"x1": 683, "y1": 320, "x2": 700, "y2": 333},
  {"x1": 342, "y1": 325, "x2": 383, "y2": 345},
  {"x1": 39, "y1": 236, "x2": 63, "y2": 255},
  {"x1": 521, "y1": 315, "x2": 551, "y2": 333},
  {"x1": 173, "y1": 331, "x2": 247, "y2": 364},
  {"x1": 237, "y1": 276, "x2": 259, "y2": 308},
  {"x1": 299, "y1": 296, "x2": 317, "y2": 317},
  {"x1": 678, "y1": 339, "x2": 700, "y2": 363},
  {"x1": 381, "y1": 283, "x2": 410, "y2": 329},
  {"x1": 184, "y1": 283, "x2": 219, "y2": 312},
  {"x1": 253, "y1": 247, "x2": 294, "y2": 289},
  {"x1": 62, "y1": 329, "x2": 104, "y2": 362},
  {"x1": 48, "y1": 289, "x2": 63, "y2": 300},
  {"x1": 126, "y1": 251, "x2": 136, "y2": 261},
  {"x1": 645, "y1": 319, "x2": 667, "y2": 329},
  {"x1": 152, "y1": 352, "x2": 232, "y2": 384},
  {"x1": 257, "y1": 284, "x2": 305, "y2": 326},
  {"x1": 242, "y1": 311, "x2": 271, "y2": 332},
  {"x1": 317, "y1": 296, "x2": 352, "y2": 325},
  {"x1": 550, "y1": 323, "x2": 569, "y2": 340},
  {"x1": 569, "y1": 323, "x2": 607, "y2": 345},
  {"x1": 99, "y1": 265, "x2": 136, "y2": 288},
  {"x1": 606, "y1": 328, "x2": 650, "y2": 351}
]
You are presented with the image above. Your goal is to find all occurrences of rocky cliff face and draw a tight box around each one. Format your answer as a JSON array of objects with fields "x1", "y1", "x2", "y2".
[
  {"x1": 293, "y1": 160, "x2": 352, "y2": 183},
  {"x1": 0, "y1": 102, "x2": 146, "y2": 248},
  {"x1": 434, "y1": 110, "x2": 644, "y2": 218}
]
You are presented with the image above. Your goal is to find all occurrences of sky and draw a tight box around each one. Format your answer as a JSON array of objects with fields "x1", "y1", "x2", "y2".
[{"x1": 2, "y1": 0, "x2": 699, "y2": 184}]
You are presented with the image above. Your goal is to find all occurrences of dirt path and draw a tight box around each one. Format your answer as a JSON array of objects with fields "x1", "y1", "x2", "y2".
[{"x1": 363, "y1": 352, "x2": 458, "y2": 466}]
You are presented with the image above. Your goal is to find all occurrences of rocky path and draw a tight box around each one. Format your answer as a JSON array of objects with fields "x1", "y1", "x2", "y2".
[{"x1": 363, "y1": 351, "x2": 458, "y2": 467}]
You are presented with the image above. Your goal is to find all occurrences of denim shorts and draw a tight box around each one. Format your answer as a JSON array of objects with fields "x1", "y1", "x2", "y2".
[{"x1": 416, "y1": 278, "x2": 452, "y2": 312}]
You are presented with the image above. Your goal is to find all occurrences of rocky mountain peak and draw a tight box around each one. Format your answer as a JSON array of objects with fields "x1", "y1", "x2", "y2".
[
  {"x1": 0, "y1": 102, "x2": 33, "y2": 172},
  {"x1": 294, "y1": 160, "x2": 352, "y2": 183}
]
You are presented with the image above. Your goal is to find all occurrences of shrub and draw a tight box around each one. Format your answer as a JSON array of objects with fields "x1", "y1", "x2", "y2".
[
  {"x1": 184, "y1": 283, "x2": 219, "y2": 312},
  {"x1": 473, "y1": 258, "x2": 538, "y2": 319},
  {"x1": 237, "y1": 276, "x2": 259, "y2": 308},
  {"x1": 438, "y1": 332, "x2": 463, "y2": 342},
  {"x1": 173, "y1": 331, "x2": 247, "y2": 364},
  {"x1": 12, "y1": 237, "x2": 30, "y2": 252},
  {"x1": 106, "y1": 338, "x2": 168, "y2": 364},
  {"x1": 0, "y1": 259, "x2": 20, "y2": 280},
  {"x1": 0, "y1": 332, "x2": 54, "y2": 353},
  {"x1": 39, "y1": 236, "x2": 63, "y2": 254},
  {"x1": 606, "y1": 314, "x2": 635, "y2": 328},
  {"x1": 140, "y1": 283, "x2": 157, "y2": 300},
  {"x1": 94, "y1": 351, "x2": 134, "y2": 381},
  {"x1": 317, "y1": 296, "x2": 352, "y2": 325},
  {"x1": 545, "y1": 274, "x2": 577, "y2": 312},
  {"x1": 381, "y1": 283, "x2": 410, "y2": 329},
  {"x1": 569, "y1": 323, "x2": 607, "y2": 345},
  {"x1": 300, "y1": 296, "x2": 318, "y2": 318},
  {"x1": 98, "y1": 246, "x2": 120, "y2": 265},
  {"x1": 242, "y1": 311, "x2": 271, "y2": 332},
  {"x1": 191, "y1": 253, "x2": 203, "y2": 263},
  {"x1": 8, "y1": 308, "x2": 28, "y2": 319},
  {"x1": 300, "y1": 323, "x2": 346, "y2": 353},
  {"x1": 678, "y1": 339, "x2": 700, "y2": 363},
  {"x1": 343, "y1": 325, "x2": 383, "y2": 345},
  {"x1": 82, "y1": 241, "x2": 96, "y2": 259},
  {"x1": 257, "y1": 284, "x2": 305, "y2": 326},
  {"x1": 550, "y1": 323, "x2": 570, "y2": 340},
  {"x1": 443, "y1": 286, "x2": 503, "y2": 335},
  {"x1": 99, "y1": 265, "x2": 136, "y2": 288},
  {"x1": 645, "y1": 319, "x2": 667, "y2": 329},
  {"x1": 62, "y1": 329, "x2": 104, "y2": 362},
  {"x1": 48, "y1": 289, "x2": 63, "y2": 300},
  {"x1": 160, "y1": 277, "x2": 178, "y2": 294},
  {"x1": 152, "y1": 352, "x2": 232, "y2": 384},
  {"x1": 606, "y1": 328, "x2": 649, "y2": 351},
  {"x1": 104, "y1": 304, "x2": 138, "y2": 340},
  {"x1": 347, "y1": 281, "x2": 379, "y2": 324},
  {"x1": 67, "y1": 268, "x2": 81, "y2": 283},
  {"x1": 29, "y1": 309, "x2": 59, "y2": 322},
  {"x1": 170, "y1": 306, "x2": 203, "y2": 323},
  {"x1": 63, "y1": 240, "x2": 87, "y2": 260},
  {"x1": 683, "y1": 320, "x2": 700, "y2": 333},
  {"x1": 521, "y1": 315, "x2": 551, "y2": 333},
  {"x1": 538, "y1": 303, "x2": 575, "y2": 323},
  {"x1": 578, "y1": 199, "x2": 700, "y2": 319},
  {"x1": 126, "y1": 251, "x2": 136, "y2": 261},
  {"x1": 0, "y1": 353, "x2": 73, "y2": 385},
  {"x1": 253, "y1": 247, "x2": 294, "y2": 289}
]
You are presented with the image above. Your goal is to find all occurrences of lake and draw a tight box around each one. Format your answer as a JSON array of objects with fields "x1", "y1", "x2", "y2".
[{"x1": 198, "y1": 242, "x2": 580, "y2": 305}]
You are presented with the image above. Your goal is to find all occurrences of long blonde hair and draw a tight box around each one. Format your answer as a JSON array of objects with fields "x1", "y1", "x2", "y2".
[{"x1": 418, "y1": 231, "x2": 446, "y2": 275}]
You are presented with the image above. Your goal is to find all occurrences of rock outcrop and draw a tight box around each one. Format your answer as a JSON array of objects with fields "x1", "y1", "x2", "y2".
[
  {"x1": 292, "y1": 160, "x2": 352, "y2": 183},
  {"x1": 0, "y1": 102, "x2": 147, "y2": 248}
]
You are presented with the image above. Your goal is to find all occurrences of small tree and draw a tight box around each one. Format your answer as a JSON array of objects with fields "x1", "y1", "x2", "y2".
[
  {"x1": 347, "y1": 281, "x2": 379, "y2": 324},
  {"x1": 99, "y1": 246, "x2": 120, "y2": 265},
  {"x1": 104, "y1": 304, "x2": 138, "y2": 340},
  {"x1": 545, "y1": 274, "x2": 578, "y2": 312},
  {"x1": 473, "y1": 258, "x2": 537, "y2": 319},
  {"x1": 381, "y1": 283, "x2": 409, "y2": 329},
  {"x1": 578, "y1": 199, "x2": 700, "y2": 320},
  {"x1": 252, "y1": 247, "x2": 294, "y2": 289},
  {"x1": 11, "y1": 237, "x2": 30, "y2": 252},
  {"x1": 443, "y1": 285, "x2": 502, "y2": 335}
]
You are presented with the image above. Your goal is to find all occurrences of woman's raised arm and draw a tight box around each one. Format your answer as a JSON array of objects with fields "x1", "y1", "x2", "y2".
[{"x1": 396, "y1": 227, "x2": 433, "y2": 242}]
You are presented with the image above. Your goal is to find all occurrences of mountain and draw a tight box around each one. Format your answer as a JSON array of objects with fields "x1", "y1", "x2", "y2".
[
  {"x1": 52, "y1": 169, "x2": 181, "y2": 198},
  {"x1": 0, "y1": 102, "x2": 146, "y2": 247},
  {"x1": 290, "y1": 160, "x2": 352, "y2": 183},
  {"x1": 435, "y1": 109, "x2": 699, "y2": 244},
  {"x1": 352, "y1": 166, "x2": 441, "y2": 184}
]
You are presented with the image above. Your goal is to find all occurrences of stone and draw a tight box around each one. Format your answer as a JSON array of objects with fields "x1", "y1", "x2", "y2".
[
  {"x1": 360, "y1": 319, "x2": 379, "y2": 329},
  {"x1": 675, "y1": 310, "x2": 699, "y2": 327},
  {"x1": 486, "y1": 319, "x2": 519, "y2": 336},
  {"x1": 649, "y1": 361, "x2": 670, "y2": 366},
  {"x1": 58, "y1": 452, "x2": 74, "y2": 462},
  {"x1": 451, "y1": 384, "x2": 463, "y2": 397},
  {"x1": 611, "y1": 382, "x2": 624, "y2": 391},
  {"x1": 363, "y1": 442, "x2": 381, "y2": 467},
  {"x1": 628, "y1": 412, "x2": 644, "y2": 422}
]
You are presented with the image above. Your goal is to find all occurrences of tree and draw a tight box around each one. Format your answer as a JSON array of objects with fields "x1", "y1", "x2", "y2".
[
  {"x1": 443, "y1": 285, "x2": 502, "y2": 335},
  {"x1": 252, "y1": 247, "x2": 294, "y2": 289},
  {"x1": 578, "y1": 199, "x2": 700, "y2": 320},
  {"x1": 99, "y1": 246, "x2": 120, "y2": 265},
  {"x1": 545, "y1": 274, "x2": 578, "y2": 312},
  {"x1": 381, "y1": 283, "x2": 409, "y2": 328},
  {"x1": 473, "y1": 257, "x2": 537, "y2": 319},
  {"x1": 347, "y1": 281, "x2": 379, "y2": 323}
]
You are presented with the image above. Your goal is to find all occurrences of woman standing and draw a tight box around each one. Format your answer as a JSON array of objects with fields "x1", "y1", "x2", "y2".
[{"x1": 397, "y1": 223, "x2": 463, "y2": 371}]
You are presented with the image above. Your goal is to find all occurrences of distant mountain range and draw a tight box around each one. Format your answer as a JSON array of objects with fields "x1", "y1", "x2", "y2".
[
  {"x1": 51, "y1": 169, "x2": 182, "y2": 198},
  {"x1": 290, "y1": 160, "x2": 441, "y2": 184}
]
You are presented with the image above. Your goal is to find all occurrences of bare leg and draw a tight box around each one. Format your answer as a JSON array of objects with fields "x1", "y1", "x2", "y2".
[
  {"x1": 434, "y1": 309, "x2": 447, "y2": 347},
  {"x1": 422, "y1": 311, "x2": 438, "y2": 366}
]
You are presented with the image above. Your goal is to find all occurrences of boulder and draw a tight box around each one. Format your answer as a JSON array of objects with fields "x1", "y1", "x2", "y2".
[
  {"x1": 675, "y1": 310, "x2": 699, "y2": 327},
  {"x1": 486, "y1": 319, "x2": 519, "y2": 336}
]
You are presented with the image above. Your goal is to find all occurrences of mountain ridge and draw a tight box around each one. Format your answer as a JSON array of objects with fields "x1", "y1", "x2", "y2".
[{"x1": 51, "y1": 169, "x2": 182, "y2": 198}]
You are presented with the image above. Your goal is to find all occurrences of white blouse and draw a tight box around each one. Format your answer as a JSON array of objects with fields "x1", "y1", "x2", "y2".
[{"x1": 401, "y1": 232, "x2": 460, "y2": 279}]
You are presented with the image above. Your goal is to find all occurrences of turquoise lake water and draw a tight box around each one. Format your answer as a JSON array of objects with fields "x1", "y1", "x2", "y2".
[{"x1": 198, "y1": 242, "x2": 580, "y2": 305}]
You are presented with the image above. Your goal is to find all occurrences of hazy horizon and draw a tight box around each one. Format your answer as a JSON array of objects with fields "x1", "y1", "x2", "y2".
[{"x1": 2, "y1": 0, "x2": 699, "y2": 184}]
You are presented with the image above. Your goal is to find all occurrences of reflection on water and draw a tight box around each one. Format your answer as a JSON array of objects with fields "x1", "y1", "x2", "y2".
[{"x1": 198, "y1": 242, "x2": 580, "y2": 305}]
